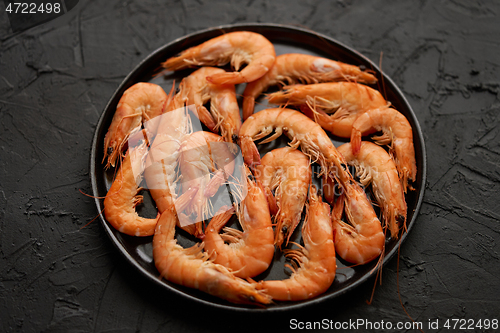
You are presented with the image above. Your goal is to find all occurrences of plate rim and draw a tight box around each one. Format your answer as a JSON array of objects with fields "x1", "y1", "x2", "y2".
[{"x1": 90, "y1": 22, "x2": 427, "y2": 313}]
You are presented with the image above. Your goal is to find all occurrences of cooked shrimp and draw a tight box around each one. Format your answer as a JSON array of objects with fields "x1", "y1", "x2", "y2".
[
  {"x1": 103, "y1": 82, "x2": 169, "y2": 169},
  {"x1": 257, "y1": 186, "x2": 336, "y2": 301},
  {"x1": 266, "y1": 82, "x2": 389, "y2": 138},
  {"x1": 178, "y1": 131, "x2": 236, "y2": 238},
  {"x1": 162, "y1": 31, "x2": 276, "y2": 85},
  {"x1": 332, "y1": 180, "x2": 385, "y2": 265},
  {"x1": 152, "y1": 207, "x2": 272, "y2": 305},
  {"x1": 350, "y1": 107, "x2": 417, "y2": 192},
  {"x1": 254, "y1": 147, "x2": 311, "y2": 248},
  {"x1": 183, "y1": 67, "x2": 242, "y2": 144},
  {"x1": 337, "y1": 142, "x2": 407, "y2": 239},
  {"x1": 143, "y1": 84, "x2": 191, "y2": 215},
  {"x1": 103, "y1": 142, "x2": 159, "y2": 236},
  {"x1": 103, "y1": 83, "x2": 199, "y2": 237},
  {"x1": 239, "y1": 107, "x2": 352, "y2": 188},
  {"x1": 242, "y1": 53, "x2": 377, "y2": 120},
  {"x1": 203, "y1": 176, "x2": 274, "y2": 278}
]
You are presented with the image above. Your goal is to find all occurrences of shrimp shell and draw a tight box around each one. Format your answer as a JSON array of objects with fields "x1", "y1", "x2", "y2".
[
  {"x1": 254, "y1": 147, "x2": 311, "y2": 248},
  {"x1": 242, "y1": 53, "x2": 377, "y2": 120},
  {"x1": 152, "y1": 207, "x2": 272, "y2": 305},
  {"x1": 178, "y1": 131, "x2": 236, "y2": 238},
  {"x1": 267, "y1": 82, "x2": 389, "y2": 138},
  {"x1": 162, "y1": 31, "x2": 276, "y2": 85},
  {"x1": 103, "y1": 142, "x2": 158, "y2": 236},
  {"x1": 332, "y1": 181, "x2": 385, "y2": 265},
  {"x1": 143, "y1": 84, "x2": 191, "y2": 214},
  {"x1": 103, "y1": 82, "x2": 169, "y2": 169},
  {"x1": 239, "y1": 107, "x2": 353, "y2": 188},
  {"x1": 337, "y1": 142, "x2": 407, "y2": 239},
  {"x1": 350, "y1": 107, "x2": 417, "y2": 192},
  {"x1": 257, "y1": 186, "x2": 336, "y2": 301},
  {"x1": 203, "y1": 178, "x2": 275, "y2": 279},
  {"x1": 183, "y1": 67, "x2": 242, "y2": 144}
]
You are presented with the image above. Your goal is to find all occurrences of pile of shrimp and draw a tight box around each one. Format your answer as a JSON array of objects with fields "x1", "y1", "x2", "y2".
[{"x1": 99, "y1": 31, "x2": 417, "y2": 306}]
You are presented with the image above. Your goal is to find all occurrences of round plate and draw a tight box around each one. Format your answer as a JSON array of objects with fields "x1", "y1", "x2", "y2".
[{"x1": 90, "y1": 23, "x2": 426, "y2": 312}]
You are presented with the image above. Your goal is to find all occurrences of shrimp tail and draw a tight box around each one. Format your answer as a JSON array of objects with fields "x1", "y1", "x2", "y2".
[
  {"x1": 175, "y1": 186, "x2": 206, "y2": 239},
  {"x1": 242, "y1": 96, "x2": 256, "y2": 121},
  {"x1": 174, "y1": 188, "x2": 204, "y2": 237},
  {"x1": 240, "y1": 136, "x2": 261, "y2": 168},
  {"x1": 204, "y1": 169, "x2": 226, "y2": 198},
  {"x1": 265, "y1": 186, "x2": 279, "y2": 217},
  {"x1": 195, "y1": 106, "x2": 218, "y2": 132},
  {"x1": 331, "y1": 192, "x2": 345, "y2": 246},
  {"x1": 385, "y1": 205, "x2": 399, "y2": 239},
  {"x1": 162, "y1": 52, "x2": 192, "y2": 71},
  {"x1": 299, "y1": 103, "x2": 316, "y2": 121},
  {"x1": 322, "y1": 174, "x2": 336, "y2": 205},
  {"x1": 332, "y1": 192, "x2": 345, "y2": 222},
  {"x1": 256, "y1": 181, "x2": 278, "y2": 216},
  {"x1": 207, "y1": 72, "x2": 244, "y2": 85},
  {"x1": 175, "y1": 186, "x2": 199, "y2": 212},
  {"x1": 350, "y1": 129, "x2": 362, "y2": 155},
  {"x1": 207, "y1": 206, "x2": 235, "y2": 233}
]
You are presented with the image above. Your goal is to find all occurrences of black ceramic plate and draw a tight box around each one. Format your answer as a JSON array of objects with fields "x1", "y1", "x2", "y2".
[{"x1": 90, "y1": 23, "x2": 426, "y2": 312}]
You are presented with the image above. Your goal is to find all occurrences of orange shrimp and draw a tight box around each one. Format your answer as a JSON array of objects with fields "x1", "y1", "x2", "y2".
[
  {"x1": 143, "y1": 84, "x2": 191, "y2": 216},
  {"x1": 183, "y1": 67, "x2": 242, "y2": 144},
  {"x1": 254, "y1": 147, "x2": 311, "y2": 248},
  {"x1": 152, "y1": 207, "x2": 272, "y2": 305},
  {"x1": 350, "y1": 107, "x2": 417, "y2": 192},
  {"x1": 239, "y1": 108, "x2": 352, "y2": 188},
  {"x1": 203, "y1": 175, "x2": 274, "y2": 278},
  {"x1": 256, "y1": 186, "x2": 336, "y2": 301},
  {"x1": 102, "y1": 82, "x2": 198, "y2": 237},
  {"x1": 103, "y1": 82, "x2": 168, "y2": 169},
  {"x1": 162, "y1": 31, "x2": 276, "y2": 85},
  {"x1": 337, "y1": 142, "x2": 407, "y2": 239},
  {"x1": 103, "y1": 142, "x2": 159, "y2": 236},
  {"x1": 266, "y1": 82, "x2": 389, "y2": 138},
  {"x1": 242, "y1": 53, "x2": 377, "y2": 120},
  {"x1": 332, "y1": 180, "x2": 385, "y2": 265},
  {"x1": 177, "y1": 131, "x2": 236, "y2": 238}
]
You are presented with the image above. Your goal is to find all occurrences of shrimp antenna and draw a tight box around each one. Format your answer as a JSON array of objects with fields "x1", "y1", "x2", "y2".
[
  {"x1": 366, "y1": 243, "x2": 385, "y2": 305},
  {"x1": 80, "y1": 206, "x2": 105, "y2": 230},
  {"x1": 78, "y1": 188, "x2": 105, "y2": 200}
]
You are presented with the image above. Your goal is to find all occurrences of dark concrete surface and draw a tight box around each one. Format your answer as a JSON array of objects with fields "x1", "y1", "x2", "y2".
[{"x1": 1, "y1": 0, "x2": 499, "y2": 332}]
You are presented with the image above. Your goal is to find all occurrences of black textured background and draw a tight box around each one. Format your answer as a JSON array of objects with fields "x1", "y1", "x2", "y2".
[{"x1": 1, "y1": 1, "x2": 499, "y2": 332}]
